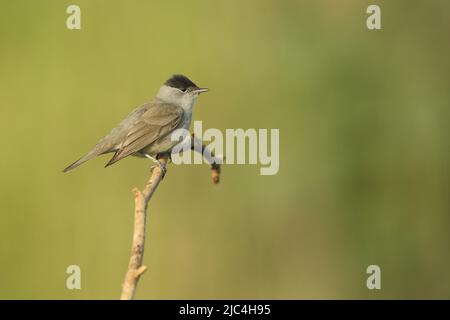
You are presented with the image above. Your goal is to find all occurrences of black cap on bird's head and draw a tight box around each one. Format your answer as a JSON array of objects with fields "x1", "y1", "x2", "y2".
[{"x1": 164, "y1": 74, "x2": 208, "y2": 94}]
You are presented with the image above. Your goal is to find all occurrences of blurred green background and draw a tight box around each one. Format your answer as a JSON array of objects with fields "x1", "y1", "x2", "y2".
[{"x1": 0, "y1": 0, "x2": 449, "y2": 299}]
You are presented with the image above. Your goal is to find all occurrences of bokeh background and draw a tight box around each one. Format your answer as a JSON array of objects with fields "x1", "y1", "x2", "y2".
[{"x1": 0, "y1": 0, "x2": 449, "y2": 299}]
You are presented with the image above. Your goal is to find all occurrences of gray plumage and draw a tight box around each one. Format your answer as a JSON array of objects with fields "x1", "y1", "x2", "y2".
[{"x1": 63, "y1": 75, "x2": 207, "y2": 173}]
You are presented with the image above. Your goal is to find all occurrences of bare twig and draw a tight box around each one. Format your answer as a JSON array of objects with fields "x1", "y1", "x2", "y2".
[
  {"x1": 120, "y1": 154, "x2": 169, "y2": 300},
  {"x1": 120, "y1": 136, "x2": 222, "y2": 300}
]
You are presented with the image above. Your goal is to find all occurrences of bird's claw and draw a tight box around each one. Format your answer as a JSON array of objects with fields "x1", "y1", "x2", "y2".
[{"x1": 150, "y1": 161, "x2": 167, "y2": 178}]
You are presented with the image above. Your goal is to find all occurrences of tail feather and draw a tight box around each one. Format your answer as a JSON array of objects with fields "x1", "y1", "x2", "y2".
[
  {"x1": 104, "y1": 151, "x2": 120, "y2": 168},
  {"x1": 63, "y1": 151, "x2": 99, "y2": 173}
]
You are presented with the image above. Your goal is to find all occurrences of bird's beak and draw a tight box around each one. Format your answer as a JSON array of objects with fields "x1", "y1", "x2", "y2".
[{"x1": 194, "y1": 88, "x2": 209, "y2": 94}]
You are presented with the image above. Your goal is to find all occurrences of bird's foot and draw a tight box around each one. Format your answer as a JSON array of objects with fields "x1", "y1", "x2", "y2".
[
  {"x1": 150, "y1": 161, "x2": 167, "y2": 178},
  {"x1": 145, "y1": 154, "x2": 167, "y2": 178}
]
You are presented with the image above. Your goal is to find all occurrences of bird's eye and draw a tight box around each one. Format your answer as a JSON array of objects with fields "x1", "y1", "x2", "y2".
[{"x1": 180, "y1": 88, "x2": 187, "y2": 92}]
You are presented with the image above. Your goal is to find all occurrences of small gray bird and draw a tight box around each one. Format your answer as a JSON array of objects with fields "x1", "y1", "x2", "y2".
[{"x1": 63, "y1": 74, "x2": 208, "y2": 173}]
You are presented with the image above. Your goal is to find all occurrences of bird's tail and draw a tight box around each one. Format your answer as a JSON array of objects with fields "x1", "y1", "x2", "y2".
[{"x1": 62, "y1": 150, "x2": 100, "y2": 173}]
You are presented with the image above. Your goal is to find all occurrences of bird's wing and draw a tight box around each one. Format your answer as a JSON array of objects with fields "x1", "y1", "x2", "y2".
[{"x1": 105, "y1": 102, "x2": 184, "y2": 166}]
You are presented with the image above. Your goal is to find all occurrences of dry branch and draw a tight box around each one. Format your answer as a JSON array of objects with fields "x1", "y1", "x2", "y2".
[
  {"x1": 120, "y1": 154, "x2": 169, "y2": 300},
  {"x1": 120, "y1": 136, "x2": 222, "y2": 300}
]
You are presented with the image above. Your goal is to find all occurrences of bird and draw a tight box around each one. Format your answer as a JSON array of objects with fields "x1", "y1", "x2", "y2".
[{"x1": 63, "y1": 74, "x2": 208, "y2": 173}]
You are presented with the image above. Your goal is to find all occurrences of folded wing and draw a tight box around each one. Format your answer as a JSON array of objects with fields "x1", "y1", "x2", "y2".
[{"x1": 105, "y1": 103, "x2": 184, "y2": 167}]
